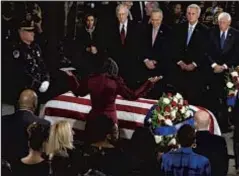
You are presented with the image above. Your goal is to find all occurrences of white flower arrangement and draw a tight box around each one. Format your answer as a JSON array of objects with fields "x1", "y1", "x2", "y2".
[{"x1": 147, "y1": 92, "x2": 192, "y2": 147}]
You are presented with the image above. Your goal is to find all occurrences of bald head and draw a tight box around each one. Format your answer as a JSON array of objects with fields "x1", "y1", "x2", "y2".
[
  {"x1": 18, "y1": 89, "x2": 38, "y2": 111},
  {"x1": 194, "y1": 110, "x2": 211, "y2": 130}
]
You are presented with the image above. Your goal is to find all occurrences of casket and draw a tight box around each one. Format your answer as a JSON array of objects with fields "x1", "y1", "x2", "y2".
[{"x1": 41, "y1": 92, "x2": 221, "y2": 140}]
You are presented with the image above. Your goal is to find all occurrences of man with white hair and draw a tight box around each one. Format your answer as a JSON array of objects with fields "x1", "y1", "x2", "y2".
[
  {"x1": 141, "y1": 8, "x2": 171, "y2": 98},
  {"x1": 194, "y1": 110, "x2": 229, "y2": 176},
  {"x1": 108, "y1": 4, "x2": 141, "y2": 88},
  {"x1": 171, "y1": 4, "x2": 209, "y2": 106},
  {"x1": 206, "y1": 12, "x2": 239, "y2": 132}
]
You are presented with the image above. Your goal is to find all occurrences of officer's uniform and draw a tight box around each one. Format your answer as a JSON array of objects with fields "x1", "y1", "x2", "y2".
[{"x1": 2, "y1": 20, "x2": 50, "y2": 105}]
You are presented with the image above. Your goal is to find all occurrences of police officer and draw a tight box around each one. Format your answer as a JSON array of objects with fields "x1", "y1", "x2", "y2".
[{"x1": 2, "y1": 19, "x2": 50, "y2": 106}]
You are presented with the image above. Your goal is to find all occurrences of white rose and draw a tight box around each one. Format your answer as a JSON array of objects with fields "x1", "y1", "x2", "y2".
[
  {"x1": 226, "y1": 82, "x2": 234, "y2": 89},
  {"x1": 178, "y1": 99, "x2": 183, "y2": 105},
  {"x1": 184, "y1": 110, "x2": 192, "y2": 118},
  {"x1": 231, "y1": 71, "x2": 239, "y2": 77},
  {"x1": 170, "y1": 109, "x2": 177, "y2": 120},
  {"x1": 173, "y1": 97, "x2": 179, "y2": 103},
  {"x1": 165, "y1": 119, "x2": 173, "y2": 126},
  {"x1": 154, "y1": 135, "x2": 162, "y2": 144},
  {"x1": 158, "y1": 113, "x2": 165, "y2": 120},
  {"x1": 168, "y1": 138, "x2": 177, "y2": 146},
  {"x1": 175, "y1": 93, "x2": 183, "y2": 100},
  {"x1": 163, "y1": 98, "x2": 170, "y2": 105},
  {"x1": 180, "y1": 106, "x2": 186, "y2": 114}
]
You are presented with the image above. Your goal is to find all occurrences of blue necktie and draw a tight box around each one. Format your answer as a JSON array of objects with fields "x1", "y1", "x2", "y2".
[
  {"x1": 220, "y1": 32, "x2": 226, "y2": 49},
  {"x1": 186, "y1": 26, "x2": 193, "y2": 45}
]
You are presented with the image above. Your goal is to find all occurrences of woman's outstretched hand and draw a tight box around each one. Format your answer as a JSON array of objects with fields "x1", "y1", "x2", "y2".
[
  {"x1": 65, "y1": 70, "x2": 74, "y2": 76},
  {"x1": 148, "y1": 76, "x2": 163, "y2": 83}
]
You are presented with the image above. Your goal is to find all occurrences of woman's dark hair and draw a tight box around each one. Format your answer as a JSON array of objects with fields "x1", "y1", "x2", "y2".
[
  {"x1": 27, "y1": 122, "x2": 49, "y2": 151},
  {"x1": 177, "y1": 124, "x2": 196, "y2": 147},
  {"x1": 129, "y1": 127, "x2": 156, "y2": 159},
  {"x1": 101, "y1": 58, "x2": 119, "y2": 77},
  {"x1": 84, "y1": 13, "x2": 97, "y2": 26}
]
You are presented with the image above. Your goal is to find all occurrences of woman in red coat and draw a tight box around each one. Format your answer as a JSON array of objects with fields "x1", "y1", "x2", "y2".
[{"x1": 66, "y1": 58, "x2": 162, "y2": 142}]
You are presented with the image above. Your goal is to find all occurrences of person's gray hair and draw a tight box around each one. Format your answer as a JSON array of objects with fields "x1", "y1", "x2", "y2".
[
  {"x1": 146, "y1": 1, "x2": 159, "y2": 9},
  {"x1": 218, "y1": 12, "x2": 231, "y2": 21},
  {"x1": 102, "y1": 58, "x2": 119, "y2": 77},
  {"x1": 151, "y1": 8, "x2": 163, "y2": 19},
  {"x1": 187, "y1": 4, "x2": 201, "y2": 16},
  {"x1": 116, "y1": 4, "x2": 129, "y2": 16}
]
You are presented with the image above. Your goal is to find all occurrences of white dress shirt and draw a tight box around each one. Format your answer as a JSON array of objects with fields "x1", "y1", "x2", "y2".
[
  {"x1": 211, "y1": 28, "x2": 230, "y2": 69},
  {"x1": 177, "y1": 21, "x2": 198, "y2": 67},
  {"x1": 119, "y1": 20, "x2": 128, "y2": 36}
]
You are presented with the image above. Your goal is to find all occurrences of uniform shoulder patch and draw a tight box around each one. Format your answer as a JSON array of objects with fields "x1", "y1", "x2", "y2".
[{"x1": 13, "y1": 50, "x2": 20, "y2": 59}]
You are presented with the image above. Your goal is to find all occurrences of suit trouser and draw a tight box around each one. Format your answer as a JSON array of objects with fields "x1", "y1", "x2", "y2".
[
  {"x1": 207, "y1": 73, "x2": 229, "y2": 131},
  {"x1": 170, "y1": 69, "x2": 203, "y2": 106}
]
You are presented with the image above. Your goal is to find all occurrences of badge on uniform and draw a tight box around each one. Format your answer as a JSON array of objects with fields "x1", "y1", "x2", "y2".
[
  {"x1": 27, "y1": 54, "x2": 32, "y2": 60},
  {"x1": 36, "y1": 51, "x2": 40, "y2": 57},
  {"x1": 13, "y1": 50, "x2": 20, "y2": 59}
]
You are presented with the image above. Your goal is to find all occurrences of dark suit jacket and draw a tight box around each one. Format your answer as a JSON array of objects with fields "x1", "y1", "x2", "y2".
[
  {"x1": 2, "y1": 110, "x2": 50, "y2": 163},
  {"x1": 194, "y1": 131, "x2": 228, "y2": 176},
  {"x1": 142, "y1": 24, "x2": 171, "y2": 76},
  {"x1": 130, "y1": 2, "x2": 146, "y2": 24},
  {"x1": 207, "y1": 26, "x2": 239, "y2": 68},
  {"x1": 107, "y1": 20, "x2": 141, "y2": 79},
  {"x1": 172, "y1": 22, "x2": 209, "y2": 67}
]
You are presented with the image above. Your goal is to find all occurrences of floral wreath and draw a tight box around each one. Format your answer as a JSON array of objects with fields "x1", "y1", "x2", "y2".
[
  {"x1": 146, "y1": 93, "x2": 193, "y2": 148},
  {"x1": 225, "y1": 66, "x2": 239, "y2": 111}
]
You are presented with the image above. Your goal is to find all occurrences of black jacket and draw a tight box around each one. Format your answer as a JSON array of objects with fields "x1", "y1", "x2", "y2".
[
  {"x1": 2, "y1": 110, "x2": 50, "y2": 163},
  {"x1": 194, "y1": 131, "x2": 229, "y2": 176}
]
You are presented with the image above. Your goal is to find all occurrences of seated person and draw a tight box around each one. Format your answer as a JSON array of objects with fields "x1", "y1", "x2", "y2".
[
  {"x1": 124, "y1": 127, "x2": 159, "y2": 176},
  {"x1": 46, "y1": 120, "x2": 80, "y2": 176},
  {"x1": 79, "y1": 114, "x2": 126, "y2": 176},
  {"x1": 12, "y1": 122, "x2": 50, "y2": 176},
  {"x1": 161, "y1": 124, "x2": 211, "y2": 176},
  {"x1": 194, "y1": 110, "x2": 228, "y2": 176}
]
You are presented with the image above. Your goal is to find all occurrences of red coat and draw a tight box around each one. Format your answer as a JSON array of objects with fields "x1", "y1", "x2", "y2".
[{"x1": 68, "y1": 73, "x2": 154, "y2": 123}]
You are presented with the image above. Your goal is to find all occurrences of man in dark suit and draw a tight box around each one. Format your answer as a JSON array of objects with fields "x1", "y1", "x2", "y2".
[
  {"x1": 2, "y1": 89, "x2": 50, "y2": 164},
  {"x1": 194, "y1": 110, "x2": 229, "y2": 176},
  {"x1": 206, "y1": 12, "x2": 239, "y2": 132},
  {"x1": 171, "y1": 4, "x2": 209, "y2": 106},
  {"x1": 107, "y1": 4, "x2": 141, "y2": 89},
  {"x1": 130, "y1": 1, "x2": 146, "y2": 24},
  {"x1": 141, "y1": 8, "x2": 171, "y2": 98}
]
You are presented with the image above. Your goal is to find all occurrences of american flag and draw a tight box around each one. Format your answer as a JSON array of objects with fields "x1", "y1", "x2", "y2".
[{"x1": 42, "y1": 92, "x2": 221, "y2": 140}]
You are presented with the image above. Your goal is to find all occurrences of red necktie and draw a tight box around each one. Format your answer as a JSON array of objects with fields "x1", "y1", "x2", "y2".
[{"x1": 120, "y1": 24, "x2": 126, "y2": 45}]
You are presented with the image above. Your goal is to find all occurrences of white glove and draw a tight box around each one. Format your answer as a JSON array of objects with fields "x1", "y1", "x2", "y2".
[{"x1": 39, "y1": 81, "x2": 50, "y2": 93}]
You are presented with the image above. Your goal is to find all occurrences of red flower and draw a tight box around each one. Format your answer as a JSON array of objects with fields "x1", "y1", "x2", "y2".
[
  {"x1": 167, "y1": 93, "x2": 172, "y2": 97},
  {"x1": 165, "y1": 106, "x2": 171, "y2": 112},
  {"x1": 233, "y1": 77, "x2": 238, "y2": 82},
  {"x1": 165, "y1": 115, "x2": 171, "y2": 119},
  {"x1": 171, "y1": 101, "x2": 177, "y2": 107},
  {"x1": 183, "y1": 100, "x2": 188, "y2": 105},
  {"x1": 156, "y1": 106, "x2": 160, "y2": 112}
]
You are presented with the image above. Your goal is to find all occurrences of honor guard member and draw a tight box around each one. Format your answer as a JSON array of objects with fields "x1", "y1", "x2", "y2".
[{"x1": 4, "y1": 19, "x2": 50, "y2": 105}]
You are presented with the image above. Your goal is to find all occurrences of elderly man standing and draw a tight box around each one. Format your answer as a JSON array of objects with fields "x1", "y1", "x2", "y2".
[
  {"x1": 108, "y1": 4, "x2": 141, "y2": 89},
  {"x1": 194, "y1": 110, "x2": 228, "y2": 176},
  {"x1": 141, "y1": 8, "x2": 171, "y2": 98},
  {"x1": 171, "y1": 4, "x2": 209, "y2": 106},
  {"x1": 206, "y1": 12, "x2": 239, "y2": 132}
]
